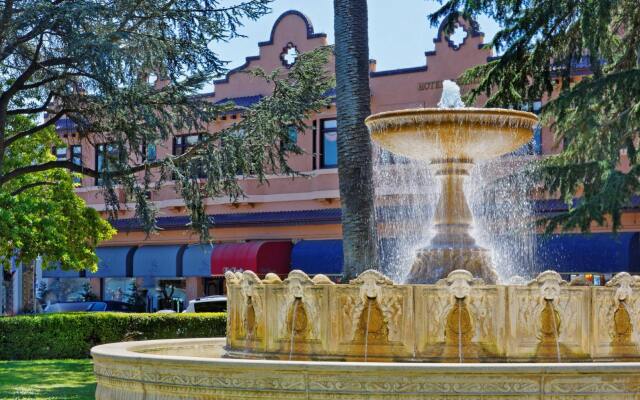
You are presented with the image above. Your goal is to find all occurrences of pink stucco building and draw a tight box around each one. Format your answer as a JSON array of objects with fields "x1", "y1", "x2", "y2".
[{"x1": 41, "y1": 10, "x2": 640, "y2": 311}]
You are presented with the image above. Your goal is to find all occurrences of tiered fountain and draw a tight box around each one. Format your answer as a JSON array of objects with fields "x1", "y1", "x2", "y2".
[{"x1": 92, "y1": 82, "x2": 640, "y2": 399}]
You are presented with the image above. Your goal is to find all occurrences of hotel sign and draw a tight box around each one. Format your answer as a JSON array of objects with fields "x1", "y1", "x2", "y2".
[{"x1": 417, "y1": 79, "x2": 473, "y2": 91}]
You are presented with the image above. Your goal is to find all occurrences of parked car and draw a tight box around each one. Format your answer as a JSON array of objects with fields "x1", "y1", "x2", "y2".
[
  {"x1": 43, "y1": 301, "x2": 138, "y2": 313},
  {"x1": 183, "y1": 295, "x2": 227, "y2": 313}
]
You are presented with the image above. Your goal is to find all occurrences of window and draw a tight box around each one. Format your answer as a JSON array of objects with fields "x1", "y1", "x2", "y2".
[
  {"x1": 54, "y1": 146, "x2": 67, "y2": 161},
  {"x1": 282, "y1": 126, "x2": 298, "y2": 151},
  {"x1": 173, "y1": 134, "x2": 203, "y2": 178},
  {"x1": 146, "y1": 142, "x2": 157, "y2": 162},
  {"x1": 95, "y1": 143, "x2": 120, "y2": 185},
  {"x1": 280, "y1": 42, "x2": 299, "y2": 68},
  {"x1": 42, "y1": 278, "x2": 90, "y2": 304},
  {"x1": 153, "y1": 279, "x2": 187, "y2": 312},
  {"x1": 533, "y1": 125, "x2": 543, "y2": 155},
  {"x1": 71, "y1": 145, "x2": 82, "y2": 184},
  {"x1": 173, "y1": 134, "x2": 200, "y2": 156},
  {"x1": 448, "y1": 24, "x2": 468, "y2": 49},
  {"x1": 320, "y1": 119, "x2": 338, "y2": 168},
  {"x1": 312, "y1": 120, "x2": 318, "y2": 169},
  {"x1": 104, "y1": 278, "x2": 135, "y2": 302},
  {"x1": 532, "y1": 101, "x2": 542, "y2": 115}
]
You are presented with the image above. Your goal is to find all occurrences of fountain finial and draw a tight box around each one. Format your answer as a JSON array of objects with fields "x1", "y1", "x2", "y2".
[{"x1": 438, "y1": 80, "x2": 465, "y2": 108}]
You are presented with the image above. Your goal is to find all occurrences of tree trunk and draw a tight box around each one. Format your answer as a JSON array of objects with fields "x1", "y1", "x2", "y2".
[{"x1": 334, "y1": 0, "x2": 378, "y2": 279}]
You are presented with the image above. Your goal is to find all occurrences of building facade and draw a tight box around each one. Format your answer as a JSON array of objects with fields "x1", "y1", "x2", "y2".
[{"x1": 32, "y1": 10, "x2": 640, "y2": 312}]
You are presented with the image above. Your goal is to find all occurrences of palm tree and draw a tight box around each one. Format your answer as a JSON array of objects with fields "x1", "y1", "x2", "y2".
[{"x1": 334, "y1": 0, "x2": 378, "y2": 279}]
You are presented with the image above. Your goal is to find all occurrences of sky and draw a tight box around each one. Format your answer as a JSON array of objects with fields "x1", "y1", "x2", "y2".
[{"x1": 213, "y1": 0, "x2": 500, "y2": 75}]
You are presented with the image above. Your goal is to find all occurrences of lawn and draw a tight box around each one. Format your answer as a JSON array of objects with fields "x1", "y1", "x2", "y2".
[{"x1": 0, "y1": 359, "x2": 95, "y2": 400}]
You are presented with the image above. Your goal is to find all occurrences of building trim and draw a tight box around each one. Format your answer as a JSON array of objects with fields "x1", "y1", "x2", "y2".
[
  {"x1": 111, "y1": 208, "x2": 342, "y2": 232},
  {"x1": 87, "y1": 189, "x2": 341, "y2": 211},
  {"x1": 213, "y1": 10, "x2": 327, "y2": 85},
  {"x1": 370, "y1": 66, "x2": 428, "y2": 78},
  {"x1": 258, "y1": 10, "x2": 327, "y2": 48}
]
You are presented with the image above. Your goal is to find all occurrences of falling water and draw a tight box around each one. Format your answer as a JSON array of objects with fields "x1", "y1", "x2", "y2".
[
  {"x1": 467, "y1": 159, "x2": 538, "y2": 279},
  {"x1": 374, "y1": 148, "x2": 437, "y2": 282},
  {"x1": 373, "y1": 79, "x2": 539, "y2": 282},
  {"x1": 374, "y1": 146, "x2": 538, "y2": 282},
  {"x1": 457, "y1": 298, "x2": 464, "y2": 363},
  {"x1": 548, "y1": 299, "x2": 562, "y2": 362},
  {"x1": 288, "y1": 299, "x2": 299, "y2": 361},
  {"x1": 364, "y1": 299, "x2": 372, "y2": 362}
]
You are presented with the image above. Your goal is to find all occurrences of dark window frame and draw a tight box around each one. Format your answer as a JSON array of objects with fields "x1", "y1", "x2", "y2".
[
  {"x1": 71, "y1": 145, "x2": 82, "y2": 185},
  {"x1": 172, "y1": 134, "x2": 202, "y2": 157},
  {"x1": 312, "y1": 120, "x2": 317, "y2": 170},
  {"x1": 95, "y1": 143, "x2": 121, "y2": 186},
  {"x1": 172, "y1": 134, "x2": 204, "y2": 179},
  {"x1": 54, "y1": 146, "x2": 67, "y2": 161},
  {"x1": 319, "y1": 118, "x2": 338, "y2": 169}
]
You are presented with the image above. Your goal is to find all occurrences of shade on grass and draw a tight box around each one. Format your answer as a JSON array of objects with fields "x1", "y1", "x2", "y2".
[{"x1": 0, "y1": 359, "x2": 95, "y2": 400}]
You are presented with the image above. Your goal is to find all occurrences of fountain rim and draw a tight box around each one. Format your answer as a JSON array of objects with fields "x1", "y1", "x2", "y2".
[
  {"x1": 365, "y1": 107, "x2": 539, "y2": 130},
  {"x1": 92, "y1": 338, "x2": 640, "y2": 372}
]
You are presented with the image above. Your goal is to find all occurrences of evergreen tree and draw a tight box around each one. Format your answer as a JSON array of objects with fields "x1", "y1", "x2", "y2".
[
  {"x1": 0, "y1": 1, "x2": 334, "y2": 248},
  {"x1": 431, "y1": 0, "x2": 640, "y2": 232}
]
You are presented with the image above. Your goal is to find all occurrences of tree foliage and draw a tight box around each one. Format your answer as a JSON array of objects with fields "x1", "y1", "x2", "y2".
[
  {"x1": 430, "y1": 0, "x2": 640, "y2": 232},
  {"x1": 0, "y1": 1, "x2": 334, "y2": 250},
  {"x1": 0, "y1": 115, "x2": 114, "y2": 271}
]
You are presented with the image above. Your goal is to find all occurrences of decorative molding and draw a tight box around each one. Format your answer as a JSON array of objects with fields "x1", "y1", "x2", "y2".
[{"x1": 213, "y1": 10, "x2": 327, "y2": 85}]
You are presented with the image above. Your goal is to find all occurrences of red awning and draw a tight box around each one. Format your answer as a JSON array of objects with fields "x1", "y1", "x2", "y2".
[{"x1": 211, "y1": 241, "x2": 292, "y2": 276}]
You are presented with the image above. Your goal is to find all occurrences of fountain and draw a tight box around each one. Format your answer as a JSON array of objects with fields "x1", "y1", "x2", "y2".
[
  {"x1": 367, "y1": 80, "x2": 537, "y2": 284},
  {"x1": 91, "y1": 81, "x2": 640, "y2": 399}
]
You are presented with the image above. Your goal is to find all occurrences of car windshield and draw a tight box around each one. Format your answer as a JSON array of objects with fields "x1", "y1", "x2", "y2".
[
  {"x1": 194, "y1": 301, "x2": 227, "y2": 313},
  {"x1": 90, "y1": 302, "x2": 107, "y2": 311}
]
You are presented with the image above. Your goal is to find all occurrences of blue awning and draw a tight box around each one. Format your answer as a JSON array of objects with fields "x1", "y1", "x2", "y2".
[
  {"x1": 133, "y1": 245, "x2": 186, "y2": 278},
  {"x1": 88, "y1": 247, "x2": 137, "y2": 278},
  {"x1": 536, "y1": 233, "x2": 640, "y2": 274},
  {"x1": 291, "y1": 240, "x2": 343, "y2": 275},
  {"x1": 181, "y1": 244, "x2": 214, "y2": 277}
]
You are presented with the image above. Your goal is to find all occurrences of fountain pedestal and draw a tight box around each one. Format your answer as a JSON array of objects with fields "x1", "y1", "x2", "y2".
[{"x1": 406, "y1": 158, "x2": 497, "y2": 284}]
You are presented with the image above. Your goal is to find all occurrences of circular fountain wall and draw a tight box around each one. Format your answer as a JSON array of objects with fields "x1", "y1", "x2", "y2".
[
  {"x1": 92, "y1": 337, "x2": 640, "y2": 399},
  {"x1": 92, "y1": 268, "x2": 640, "y2": 399}
]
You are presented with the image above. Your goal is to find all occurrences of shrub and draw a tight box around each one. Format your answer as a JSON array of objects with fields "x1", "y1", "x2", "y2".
[{"x1": 0, "y1": 312, "x2": 226, "y2": 360}]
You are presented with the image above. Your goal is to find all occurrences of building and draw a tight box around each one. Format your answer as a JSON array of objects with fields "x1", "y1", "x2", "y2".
[{"x1": 32, "y1": 10, "x2": 640, "y2": 312}]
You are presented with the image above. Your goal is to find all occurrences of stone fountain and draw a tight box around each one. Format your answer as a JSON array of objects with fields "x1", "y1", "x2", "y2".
[
  {"x1": 366, "y1": 80, "x2": 537, "y2": 284},
  {"x1": 91, "y1": 82, "x2": 640, "y2": 399}
]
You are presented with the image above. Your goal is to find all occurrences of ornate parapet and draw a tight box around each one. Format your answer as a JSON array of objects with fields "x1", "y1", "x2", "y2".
[{"x1": 226, "y1": 269, "x2": 640, "y2": 362}]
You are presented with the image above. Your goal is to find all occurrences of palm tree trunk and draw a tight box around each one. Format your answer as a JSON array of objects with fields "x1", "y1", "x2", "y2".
[{"x1": 334, "y1": 0, "x2": 378, "y2": 279}]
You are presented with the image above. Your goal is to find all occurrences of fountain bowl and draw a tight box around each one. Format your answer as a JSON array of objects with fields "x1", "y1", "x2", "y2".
[{"x1": 365, "y1": 108, "x2": 537, "y2": 161}]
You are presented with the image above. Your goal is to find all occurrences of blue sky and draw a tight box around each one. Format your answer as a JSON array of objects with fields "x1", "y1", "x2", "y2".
[{"x1": 214, "y1": 1, "x2": 500, "y2": 74}]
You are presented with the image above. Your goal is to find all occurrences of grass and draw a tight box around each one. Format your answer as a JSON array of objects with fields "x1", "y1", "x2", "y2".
[{"x1": 0, "y1": 359, "x2": 96, "y2": 400}]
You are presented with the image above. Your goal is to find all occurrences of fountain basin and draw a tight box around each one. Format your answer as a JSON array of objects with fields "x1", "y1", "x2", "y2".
[
  {"x1": 366, "y1": 108, "x2": 537, "y2": 161},
  {"x1": 92, "y1": 337, "x2": 640, "y2": 399}
]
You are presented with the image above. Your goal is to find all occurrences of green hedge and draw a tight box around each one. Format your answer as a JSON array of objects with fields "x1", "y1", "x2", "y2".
[{"x1": 0, "y1": 312, "x2": 226, "y2": 360}]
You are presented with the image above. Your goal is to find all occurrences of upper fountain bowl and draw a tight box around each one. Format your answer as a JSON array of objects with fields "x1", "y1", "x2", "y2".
[{"x1": 366, "y1": 108, "x2": 538, "y2": 161}]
